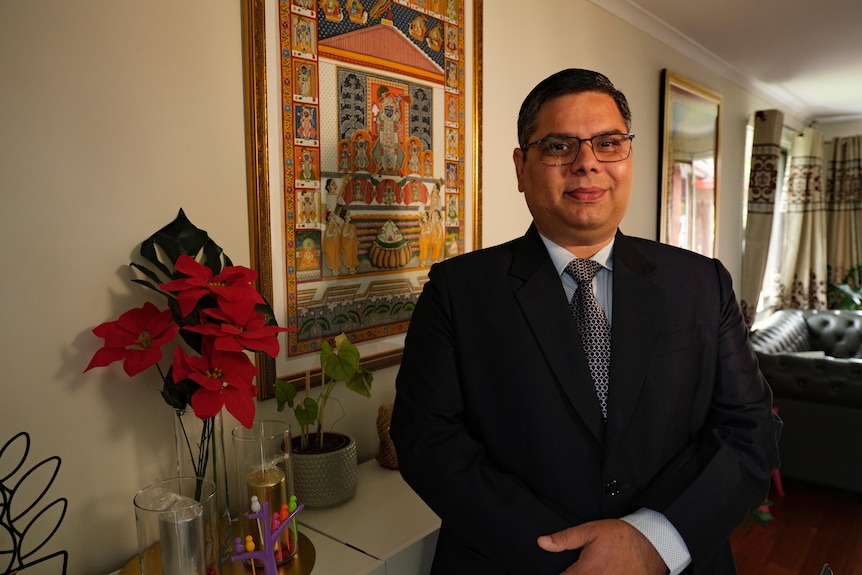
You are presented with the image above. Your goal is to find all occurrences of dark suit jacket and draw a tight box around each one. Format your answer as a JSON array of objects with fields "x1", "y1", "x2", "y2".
[{"x1": 390, "y1": 226, "x2": 782, "y2": 574}]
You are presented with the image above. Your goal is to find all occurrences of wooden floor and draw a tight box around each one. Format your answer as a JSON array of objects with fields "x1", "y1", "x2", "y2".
[{"x1": 731, "y1": 477, "x2": 862, "y2": 575}]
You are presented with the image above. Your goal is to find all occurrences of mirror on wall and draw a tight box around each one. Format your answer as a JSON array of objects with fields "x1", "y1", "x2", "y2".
[{"x1": 659, "y1": 70, "x2": 722, "y2": 257}]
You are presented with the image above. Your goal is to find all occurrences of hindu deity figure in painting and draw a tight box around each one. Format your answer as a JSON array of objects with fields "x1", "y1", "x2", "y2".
[
  {"x1": 426, "y1": 25, "x2": 442, "y2": 52},
  {"x1": 340, "y1": 211, "x2": 360, "y2": 274},
  {"x1": 298, "y1": 236, "x2": 319, "y2": 270},
  {"x1": 417, "y1": 211, "x2": 431, "y2": 266},
  {"x1": 339, "y1": 142, "x2": 352, "y2": 172},
  {"x1": 429, "y1": 182, "x2": 442, "y2": 213},
  {"x1": 409, "y1": 16, "x2": 427, "y2": 43},
  {"x1": 324, "y1": 177, "x2": 345, "y2": 216},
  {"x1": 298, "y1": 64, "x2": 313, "y2": 98},
  {"x1": 320, "y1": 0, "x2": 344, "y2": 22},
  {"x1": 299, "y1": 190, "x2": 318, "y2": 225},
  {"x1": 353, "y1": 132, "x2": 371, "y2": 172},
  {"x1": 294, "y1": 17, "x2": 315, "y2": 56},
  {"x1": 371, "y1": 86, "x2": 406, "y2": 175},
  {"x1": 447, "y1": 94, "x2": 458, "y2": 124},
  {"x1": 445, "y1": 0, "x2": 457, "y2": 21},
  {"x1": 299, "y1": 149, "x2": 317, "y2": 181},
  {"x1": 445, "y1": 24, "x2": 458, "y2": 54},
  {"x1": 429, "y1": 209, "x2": 445, "y2": 263},
  {"x1": 297, "y1": 107, "x2": 317, "y2": 140},
  {"x1": 348, "y1": 0, "x2": 368, "y2": 24},
  {"x1": 322, "y1": 211, "x2": 342, "y2": 276},
  {"x1": 446, "y1": 162, "x2": 458, "y2": 191},
  {"x1": 423, "y1": 153, "x2": 433, "y2": 177},
  {"x1": 407, "y1": 138, "x2": 423, "y2": 175}
]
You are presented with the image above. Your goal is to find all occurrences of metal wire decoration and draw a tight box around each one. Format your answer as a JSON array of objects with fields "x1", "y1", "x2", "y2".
[{"x1": 0, "y1": 431, "x2": 68, "y2": 575}]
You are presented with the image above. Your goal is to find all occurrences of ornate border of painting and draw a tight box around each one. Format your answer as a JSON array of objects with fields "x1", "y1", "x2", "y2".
[
  {"x1": 242, "y1": 0, "x2": 483, "y2": 399},
  {"x1": 658, "y1": 69, "x2": 722, "y2": 258}
]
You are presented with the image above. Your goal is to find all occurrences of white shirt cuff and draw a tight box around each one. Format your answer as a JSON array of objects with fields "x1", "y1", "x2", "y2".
[{"x1": 621, "y1": 508, "x2": 691, "y2": 575}]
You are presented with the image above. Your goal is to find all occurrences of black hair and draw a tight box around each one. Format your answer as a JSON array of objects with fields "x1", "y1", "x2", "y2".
[{"x1": 517, "y1": 69, "x2": 631, "y2": 148}]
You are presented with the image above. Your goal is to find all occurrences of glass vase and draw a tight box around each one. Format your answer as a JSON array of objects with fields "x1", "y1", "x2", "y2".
[
  {"x1": 231, "y1": 420, "x2": 298, "y2": 568},
  {"x1": 174, "y1": 408, "x2": 231, "y2": 562}
]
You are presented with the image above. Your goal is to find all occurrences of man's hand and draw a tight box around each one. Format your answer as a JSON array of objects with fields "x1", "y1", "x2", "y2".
[{"x1": 537, "y1": 519, "x2": 668, "y2": 575}]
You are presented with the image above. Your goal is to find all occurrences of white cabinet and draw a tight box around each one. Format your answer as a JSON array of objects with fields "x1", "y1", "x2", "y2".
[{"x1": 298, "y1": 460, "x2": 441, "y2": 575}]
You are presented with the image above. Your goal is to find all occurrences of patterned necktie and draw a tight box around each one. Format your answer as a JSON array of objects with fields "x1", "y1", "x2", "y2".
[{"x1": 565, "y1": 258, "x2": 611, "y2": 420}]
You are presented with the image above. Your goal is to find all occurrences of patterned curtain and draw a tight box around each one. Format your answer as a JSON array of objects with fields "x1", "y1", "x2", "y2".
[
  {"x1": 777, "y1": 127, "x2": 827, "y2": 310},
  {"x1": 824, "y1": 135, "x2": 862, "y2": 295},
  {"x1": 740, "y1": 110, "x2": 783, "y2": 326}
]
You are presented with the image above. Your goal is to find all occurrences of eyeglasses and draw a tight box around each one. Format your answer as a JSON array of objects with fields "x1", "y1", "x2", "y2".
[{"x1": 523, "y1": 133, "x2": 635, "y2": 165}]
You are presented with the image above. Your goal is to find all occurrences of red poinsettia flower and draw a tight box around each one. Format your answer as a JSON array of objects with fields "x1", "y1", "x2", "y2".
[
  {"x1": 160, "y1": 254, "x2": 264, "y2": 318},
  {"x1": 184, "y1": 299, "x2": 294, "y2": 358},
  {"x1": 85, "y1": 302, "x2": 179, "y2": 377},
  {"x1": 171, "y1": 339, "x2": 258, "y2": 428}
]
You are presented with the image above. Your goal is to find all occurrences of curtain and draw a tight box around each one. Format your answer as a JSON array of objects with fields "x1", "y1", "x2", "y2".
[
  {"x1": 824, "y1": 135, "x2": 862, "y2": 293},
  {"x1": 740, "y1": 110, "x2": 784, "y2": 326},
  {"x1": 777, "y1": 127, "x2": 827, "y2": 310}
]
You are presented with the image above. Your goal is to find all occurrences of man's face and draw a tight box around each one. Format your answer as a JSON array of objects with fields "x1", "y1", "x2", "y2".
[{"x1": 513, "y1": 92, "x2": 633, "y2": 254}]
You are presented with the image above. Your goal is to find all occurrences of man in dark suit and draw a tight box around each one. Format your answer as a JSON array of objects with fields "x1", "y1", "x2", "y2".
[{"x1": 390, "y1": 69, "x2": 781, "y2": 574}]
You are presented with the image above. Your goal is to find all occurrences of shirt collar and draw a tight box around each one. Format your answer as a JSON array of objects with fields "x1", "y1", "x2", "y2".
[{"x1": 538, "y1": 231, "x2": 615, "y2": 277}]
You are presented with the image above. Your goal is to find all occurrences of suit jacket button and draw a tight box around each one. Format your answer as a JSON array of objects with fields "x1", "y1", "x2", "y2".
[{"x1": 605, "y1": 480, "x2": 622, "y2": 496}]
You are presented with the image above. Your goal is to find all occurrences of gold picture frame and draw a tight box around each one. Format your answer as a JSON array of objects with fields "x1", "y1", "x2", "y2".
[
  {"x1": 659, "y1": 69, "x2": 721, "y2": 257},
  {"x1": 242, "y1": 0, "x2": 483, "y2": 399}
]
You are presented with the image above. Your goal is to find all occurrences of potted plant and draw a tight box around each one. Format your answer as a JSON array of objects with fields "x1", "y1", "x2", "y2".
[
  {"x1": 274, "y1": 334, "x2": 373, "y2": 507},
  {"x1": 827, "y1": 265, "x2": 862, "y2": 309}
]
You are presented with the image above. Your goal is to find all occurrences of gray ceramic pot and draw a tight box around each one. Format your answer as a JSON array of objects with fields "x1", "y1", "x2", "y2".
[{"x1": 291, "y1": 433, "x2": 357, "y2": 508}]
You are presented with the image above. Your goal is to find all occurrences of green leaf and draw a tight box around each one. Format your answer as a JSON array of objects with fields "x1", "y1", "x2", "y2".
[
  {"x1": 138, "y1": 209, "x2": 229, "y2": 278},
  {"x1": 320, "y1": 337, "x2": 355, "y2": 382},
  {"x1": 294, "y1": 397, "x2": 319, "y2": 427},
  {"x1": 130, "y1": 262, "x2": 166, "y2": 288},
  {"x1": 361, "y1": 305, "x2": 377, "y2": 318},
  {"x1": 345, "y1": 365, "x2": 373, "y2": 398},
  {"x1": 299, "y1": 317, "x2": 317, "y2": 335},
  {"x1": 274, "y1": 379, "x2": 298, "y2": 412}
]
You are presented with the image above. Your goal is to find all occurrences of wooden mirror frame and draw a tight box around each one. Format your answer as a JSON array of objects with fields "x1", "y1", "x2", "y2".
[{"x1": 659, "y1": 69, "x2": 722, "y2": 257}]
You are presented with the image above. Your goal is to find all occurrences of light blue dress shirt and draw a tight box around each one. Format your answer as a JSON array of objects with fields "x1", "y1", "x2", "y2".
[{"x1": 538, "y1": 233, "x2": 692, "y2": 574}]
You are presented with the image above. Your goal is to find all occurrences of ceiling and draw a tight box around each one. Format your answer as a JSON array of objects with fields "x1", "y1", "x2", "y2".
[{"x1": 589, "y1": 0, "x2": 862, "y2": 123}]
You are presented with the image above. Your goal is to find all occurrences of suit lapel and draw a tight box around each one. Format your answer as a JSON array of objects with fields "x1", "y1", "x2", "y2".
[
  {"x1": 511, "y1": 226, "x2": 605, "y2": 443},
  {"x1": 605, "y1": 232, "x2": 662, "y2": 448}
]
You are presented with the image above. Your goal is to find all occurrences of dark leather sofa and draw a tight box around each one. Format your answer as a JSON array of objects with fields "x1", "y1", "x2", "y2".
[{"x1": 749, "y1": 309, "x2": 862, "y2": 497}]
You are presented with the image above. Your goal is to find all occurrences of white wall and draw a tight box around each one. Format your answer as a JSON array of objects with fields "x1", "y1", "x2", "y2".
[
  {"x1": 821, "y1": 118, "x2": 862, "y2": 141},
  {"x1": 481, "y1": 0, "x2": 789, "y2": 287},
  {"x1": 0, "y1": 1, "x2": 837, "y2": 573}
]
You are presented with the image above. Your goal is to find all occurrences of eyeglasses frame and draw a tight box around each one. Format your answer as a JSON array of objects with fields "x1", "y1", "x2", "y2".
[{"x1": 522, "y1": 132, "x2": 635, "y2": 165}]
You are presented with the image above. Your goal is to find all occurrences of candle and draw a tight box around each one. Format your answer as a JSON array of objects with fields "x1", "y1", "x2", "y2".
[
  {"x1": 158, "y1": 496, "x2": 205, "y2": 575},
  {"x1": 232, "y1": 421, "x2": 296, "y2": 566},
  {"x1": 245, "y1": 465, "x2": 289, "y2": 563},
  {"x1": 246, "y1": 466, "x2": 287, "y2": 511}
]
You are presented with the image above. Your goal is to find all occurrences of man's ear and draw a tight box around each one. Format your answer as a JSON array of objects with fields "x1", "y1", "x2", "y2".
[{"x1": 513, "y1": 147, "x2": 525, "y2": 192}]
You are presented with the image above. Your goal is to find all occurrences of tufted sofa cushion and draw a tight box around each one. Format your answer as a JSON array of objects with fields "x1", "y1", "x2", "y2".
[
  {"x1": 750, "y1": 309, "x2": 862, "y2": 494},
  {"x1": 748, "y1": 309, "x2": 811, "y2": 354},
  {"x1": 749, "y1": 309, "x2": 862, "y2": 409},
  {"x1": 805, "y1": 311, "x2": 862, "y2": 358}
]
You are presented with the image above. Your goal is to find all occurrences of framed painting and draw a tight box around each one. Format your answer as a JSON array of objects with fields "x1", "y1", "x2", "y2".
[
  {"x1": 658, "y1": 69, "x2": 721, "y2": 257},
  {"x1": 242, "y1": 0, "x2": 483, "y2": 399}
]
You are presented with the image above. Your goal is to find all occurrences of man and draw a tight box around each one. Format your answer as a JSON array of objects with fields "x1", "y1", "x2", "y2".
[{"x1": 390, "y1": 69, "x2": 781, "y2": 574}]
